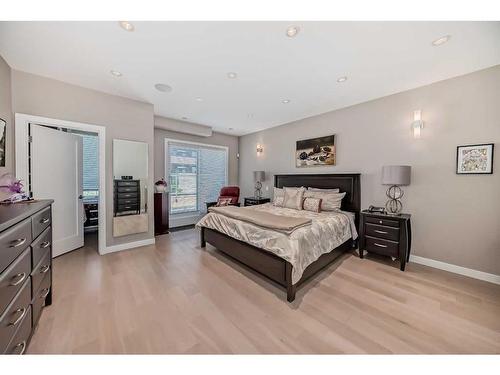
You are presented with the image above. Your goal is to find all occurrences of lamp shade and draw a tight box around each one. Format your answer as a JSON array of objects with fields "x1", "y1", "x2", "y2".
[
  {"x1": 381, "y1": 165, "x2": 411, "y2": 186},
  {"x1": 253, "y1": 171, "x2": 266, "y2": 182}
]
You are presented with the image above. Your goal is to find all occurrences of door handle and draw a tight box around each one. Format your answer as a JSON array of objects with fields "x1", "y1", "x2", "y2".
[{"x1": 78, "y1": 195, "x2": 83, "y2": 200}]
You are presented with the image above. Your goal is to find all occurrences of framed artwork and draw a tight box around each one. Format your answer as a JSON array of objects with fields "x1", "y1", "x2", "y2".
[
  {"x1": 0, "y1": 118, "x2": 5, "y2": 167},
  {"x1": 296, "y1": 135, "x2": 336, "y2": 167},
  {"x1": 456, "y1": 143, "x2": 494, "y2": 174}
]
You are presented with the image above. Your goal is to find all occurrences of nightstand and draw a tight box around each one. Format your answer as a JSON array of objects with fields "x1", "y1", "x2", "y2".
[
  {"x1": 358, "y1": 210, "x2": 412, "y2": 271},
  {"x1": 244, "y1": 197, "x2": 271, "y2": 206}
]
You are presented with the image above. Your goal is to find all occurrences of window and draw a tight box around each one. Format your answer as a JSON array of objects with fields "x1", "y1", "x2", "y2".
[
  {"x1": 81, "y1": 134, "x2": 99, "y2": 201},
  {"x1": 167, "y1": 140, "x2": 228, "y2": 215}
]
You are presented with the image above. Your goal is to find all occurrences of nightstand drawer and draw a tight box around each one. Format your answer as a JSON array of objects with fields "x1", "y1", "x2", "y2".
[
  {"x1": 365, "y1": 236, "x2": 399, "y2": 257},
  {"x1": 365, "y1": 223, "x2": 399, "y2": 242},
  {"x1": 365, "y1": 216, "x2": 399, "y2": 228}
]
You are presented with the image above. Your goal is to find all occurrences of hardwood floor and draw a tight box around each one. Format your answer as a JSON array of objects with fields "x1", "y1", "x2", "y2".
[{"x1": 28, "y1": 229, "x2": 500, "y2": 354}]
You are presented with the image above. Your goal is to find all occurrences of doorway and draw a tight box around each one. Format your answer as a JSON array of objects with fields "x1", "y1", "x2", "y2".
[{"x1": 15, "y1": 114, "x2": 106, "y2": 255}]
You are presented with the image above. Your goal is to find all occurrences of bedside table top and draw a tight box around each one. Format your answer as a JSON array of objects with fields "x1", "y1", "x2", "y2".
[
  {"x1": 245, "y1": 197, "x2": 270, "y2": 202},
  {"x1": 361, "y1": 210, "x2": 411, "y2": 220}
]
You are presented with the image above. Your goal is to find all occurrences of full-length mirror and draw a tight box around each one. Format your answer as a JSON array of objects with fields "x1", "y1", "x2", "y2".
[{"x1": 113, "y1": 139, "x2": 149, "y2": 237}]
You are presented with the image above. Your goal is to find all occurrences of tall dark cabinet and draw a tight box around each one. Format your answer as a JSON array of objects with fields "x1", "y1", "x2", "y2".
[
  {"x1": 114, "y1": 179, "x2": 140, "y2": 216},
  {"x1": 154, "y1": 193, "x2": 169, "y2": 235}
]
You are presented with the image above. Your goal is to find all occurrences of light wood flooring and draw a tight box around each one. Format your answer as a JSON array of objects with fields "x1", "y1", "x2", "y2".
[{"x1": 28, "y1": 229, "x2": 500, "y2": 354}]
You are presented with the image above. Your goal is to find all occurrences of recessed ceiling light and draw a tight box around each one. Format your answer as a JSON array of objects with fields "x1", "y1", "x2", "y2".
[
  {"x1": 181, "y1": 116, "x2": 188, "y2": 120},
  {"x1": 195, "y1": 97, "x2": 204, "y2": 102},
  {"x1": 282, "y1": 99, "x2": 291, "y2": 104},
  {"x1": 432, "y1": 35, "x2": 451, "y2": 46},
  {"x1": 229, "y1": 127, "x2": 234, "y2": 131},
  {"x1": 337, "y1": 76, "x2": 347, "y2": 83},
  {"x1": 227, "y1": 72, "x2": 237, "y2": 79},
  {"x1": 286, "y1": 26, "x2": 300, "y2": 38},
  {"x1": 154, "y1": 83, "x2": 172, "y2": 93},
  {"x1": 118, "y1": 21, "x2": 135, "y2": 32},
  {"x1": 110, "y1": 70, "x2": 122, "y2": 77}
]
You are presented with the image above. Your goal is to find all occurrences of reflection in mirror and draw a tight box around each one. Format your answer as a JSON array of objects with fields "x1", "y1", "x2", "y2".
[{"x1": 113, "y1": 139, "x2": 149, "y2": 237}]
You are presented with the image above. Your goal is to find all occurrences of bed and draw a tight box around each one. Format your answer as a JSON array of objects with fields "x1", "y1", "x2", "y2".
[{"x1": 198, "y1": 173, "x2": 361, "y2": 302}]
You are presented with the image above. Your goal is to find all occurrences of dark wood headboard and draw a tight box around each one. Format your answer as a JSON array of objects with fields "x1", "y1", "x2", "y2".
[{"x1": 274, "y1": 173, "x2": 361, "y2": 228}]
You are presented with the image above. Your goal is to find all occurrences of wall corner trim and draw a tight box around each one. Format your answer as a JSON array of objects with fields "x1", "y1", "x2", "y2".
[
  {"x1": 409, "y1": 255, "x2": 500, "y2": 285},
  {"x1": 100, "y1": 238, "x2": 156, "y2": 255}
]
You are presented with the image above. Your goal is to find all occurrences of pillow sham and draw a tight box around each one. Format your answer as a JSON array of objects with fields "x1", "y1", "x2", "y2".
[
  {"x1": 283, "y1": 187, "x2": 305, "y2": 210},
  {"x1": 303, "y1": 197, "x2": 322, "y2": 213},
  {"x1": 307, "y1": 187, "x2": 340, "y2": 193},
  {"x1": 273, "y1": 196, "x2": 284, "y2": 207},
  {"x1": 304, "y1": 190, "x2": 346, "y2": 211}
]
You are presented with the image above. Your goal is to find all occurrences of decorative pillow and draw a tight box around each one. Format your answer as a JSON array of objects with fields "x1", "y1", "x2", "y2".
[
  {"x1": 304, "y1": 191, "x2": 346, "y2": 211},
  {"x1": 273, "y1": 196, "x2": 284, "y2": 207},
  {"x1": 216, "y1": 197, "x2": 233, "y2": 207},
  {"x1": 308, "y1": 187, "x2": 340, "y2": 193},
  {"x1": 283, "y1": 187, "x2": 305, "y2": 210},
  {"x1": 303, "y1": 197, "x2": 322, "y2": 213}
]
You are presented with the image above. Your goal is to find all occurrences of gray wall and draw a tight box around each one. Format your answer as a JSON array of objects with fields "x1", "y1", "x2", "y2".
[
  {"x1": 0, "y1": 55, "x2": 13, "y2": 174},
  {"x1": 154, "y1": 122, "x2": 239, "y2": 186},
  {"x1": 239, "y1": 65, "x2": 500, "y2": 275},
  {"x1": 10, "y1": 70, "x2": 155, "y2": 248}
]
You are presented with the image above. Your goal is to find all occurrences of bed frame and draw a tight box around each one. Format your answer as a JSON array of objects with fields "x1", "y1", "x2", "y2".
[{"x1": 200, "y1": 173, "x2": 361, "y2": 302}]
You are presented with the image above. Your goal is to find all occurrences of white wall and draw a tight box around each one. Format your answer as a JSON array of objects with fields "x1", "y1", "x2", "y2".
[{"x1": 239, "y1": 65, "x2": 500, "y2": 275}]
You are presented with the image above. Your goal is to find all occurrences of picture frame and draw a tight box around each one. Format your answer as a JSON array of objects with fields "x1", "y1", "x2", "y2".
[
  {"x1": 456, "y1": 143, "x2": 494, "y2": 175},
  {"x1": 0, "y1": 118, "x2": 6, "y2": 167},
  {"x1": 296, "y1": 135, "x2": 336, "y2": 167}
]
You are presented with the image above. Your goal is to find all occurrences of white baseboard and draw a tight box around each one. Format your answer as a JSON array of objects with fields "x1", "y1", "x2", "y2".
[
  {"x1": 100, "y1": 238, "x2": 156, "y2": 255},
  {"x1": 409, "y1": 255, "x2": 500, "y2": 285}
]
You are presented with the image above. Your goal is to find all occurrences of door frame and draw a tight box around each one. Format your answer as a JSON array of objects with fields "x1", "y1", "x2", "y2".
[{"x1": 15, "y1": 113, "x2": 106, "y2": 254}]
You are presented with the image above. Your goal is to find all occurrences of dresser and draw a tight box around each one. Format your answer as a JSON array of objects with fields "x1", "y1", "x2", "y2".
[
  {"x1": 114, "y1": 179, "x2": 141, "y2": 216},
  {"x1": 244, "y1": 197, "x2": 271, "y2": 206},
  {"x1": 154, "y1": 193, "x2": 169, "y2": 235},
  {"x1": 0, "y1": 200, "x2": 53, "y2": 354},
  {"x1": 358, "y1": 210, "x2": 412, "y2": 271}
]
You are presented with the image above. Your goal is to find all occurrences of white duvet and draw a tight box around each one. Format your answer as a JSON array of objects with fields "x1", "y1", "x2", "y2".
[{"x1": 196, "y1": 203, "x2": 358, "y2": 284}]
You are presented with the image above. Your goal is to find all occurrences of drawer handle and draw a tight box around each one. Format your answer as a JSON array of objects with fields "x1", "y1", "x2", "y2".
[
  {"x1": 40, "y1": 217, "x2": 50, "y2": 224},
  {"x1": 374, "y1": 242, "x2": 388, "y2": 248},
  {"x1": 40, "y1": 241, "x2": 51, "y2": 248},
  {"x1": 10, "y1": 238, "x2": 27, "y2": 248},
  {"x1": 40, "y1": 265, "x2": 50, "y2": 274},
  {"x1": 10, "y1": 272, "x2": 27, "y2": 286},
  {"x1": 9, "y1": 307, "x2": 27, "y2": 326},
  {"x1": 12, "y1": 341, "x2": 27, "y2": 355},
  {"x1": 374, "y1": 230, "x2": 388, "y2": 234},
  {"x1": 40, "y1": 288, "x2": 50, "y2": 299},
  {"x1": 378, "y1": 220, "x2": 383, "y2": 224}
]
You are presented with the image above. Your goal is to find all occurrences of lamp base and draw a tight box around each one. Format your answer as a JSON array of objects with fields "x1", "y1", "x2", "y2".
[
  {"x1": 254, "y1": 181, "x2": 262, "y2": 199},
  {"x1": 385, "y1": 185, "x2": 404, "y2": 215}
]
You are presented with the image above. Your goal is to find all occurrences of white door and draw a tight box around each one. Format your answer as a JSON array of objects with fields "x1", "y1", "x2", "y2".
[{"x1": 31, "y1": 124, "x2": 84, "y2": 257}]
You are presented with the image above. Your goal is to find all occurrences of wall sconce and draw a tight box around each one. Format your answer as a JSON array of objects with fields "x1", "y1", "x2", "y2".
[
  {"x1": 411, "y1": 110, "x2": 424, "y2": 139},
  {"x1": 256, "y1": 144, "x2": 263, "y2": 155}
]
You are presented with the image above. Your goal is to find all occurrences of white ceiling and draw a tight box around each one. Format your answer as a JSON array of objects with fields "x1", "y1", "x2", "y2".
[{"x1": 0, "y1": 21, "x2": 499, "y2": 135}]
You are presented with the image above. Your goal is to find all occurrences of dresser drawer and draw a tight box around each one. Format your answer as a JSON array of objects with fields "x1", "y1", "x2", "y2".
[
  {"x1": 117, "y1": 197, "x2": 139, "y2": 205},
  {"x1": 365, "y1": 236, "x2": 399, "y2": 257},
  {"x1": 117, "y1": 204, "x2": 139, "y2": 212},
  {"x1": 117, "y1": 181, "x2": 138, "y2": 187},
  {"x1": 0, "y1": 218, "x2": 32, "y2": 274},
  {"x1": 117, "y1": 186, "x2": 139, "y2": 193},
  {"x1": 365, "y1": 223, "x2": 399, "y2": 242},
  {"x1": 31, "y1": 226, "x2": 52, "y2": 269},
  {"x1": 0, "y1": 279, "x2": 31, "y2": 352},
  {"x1": 3, "y1": 306, "x2": 31, "y2": 354},
  {"x1": 31, "y1": 250, "x2": 51, "y2": 295},
  {"x1": 365, "y1": 215, "x2": 399, "y2": 228},
  {"x1": 32, "y1": 272, "x2": 51, "y2": 326},
  {"x1": 116, "y1": 192, "x2": 138, "y2": 199},
  {"x1": 32, "y1": 206, "x2": 52, "y2": 240},
  {"x1": 0, "y1": 248, "x2": 31, "y2": 317}
]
